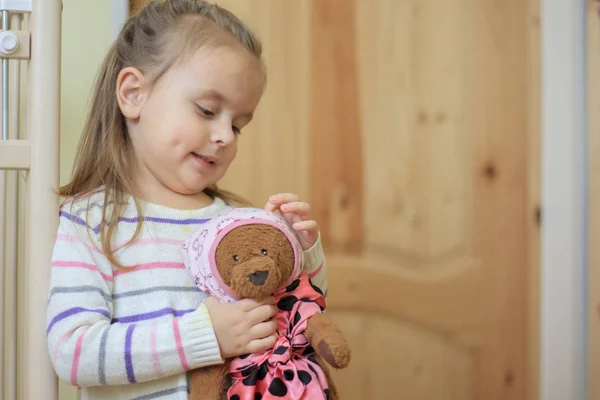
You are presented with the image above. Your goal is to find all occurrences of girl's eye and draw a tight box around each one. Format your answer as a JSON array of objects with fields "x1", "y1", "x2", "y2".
[
  {"x1": 261, "y1": 249, "x2": 268, "y2": 256},
  {"x1": 233, "y1": 255, "x2": 239, "y2": 262},
  {"x1": 199, "y1": 106, "x2": 214, "y2": 116},
  {"x1": 232, "y1": 126, "x2": 241, "y2": 135}
]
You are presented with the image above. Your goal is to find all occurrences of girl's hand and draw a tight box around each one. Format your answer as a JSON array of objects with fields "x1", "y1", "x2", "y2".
[
  {"x1": 265, "y1": 193, "x2": 319, "y2": 250},
  {"x1": 204, "y1": 296, "x2": 278, "y2": 358}
]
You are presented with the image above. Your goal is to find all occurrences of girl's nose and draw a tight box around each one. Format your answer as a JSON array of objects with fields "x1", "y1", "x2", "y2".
[{"x1": 212, "y1": 122, "x2": 235, "y2": 146}]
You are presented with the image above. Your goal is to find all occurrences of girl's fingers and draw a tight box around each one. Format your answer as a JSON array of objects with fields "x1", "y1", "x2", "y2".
[
  {"x1": 247, "y1": 333, "x2": 278, "y2": 354},
  {"x1": 269, "y1": 193, "x2": 300, "y2": 205},
  {"x1": 237, "y1": 297, "x2": 275, "y2": 312},
  {"x1": 248, "y1": 320, "x2": 278, "y2": 340},
  {"x1": 247, "y1": 303, "x2": 278, "y2": 323},
  {"x1": 292, "y1": 220, "x2": 318, "y2": 232},
  {"x1": 280, "y1": 201, "x2": 312, "y2": 217}
]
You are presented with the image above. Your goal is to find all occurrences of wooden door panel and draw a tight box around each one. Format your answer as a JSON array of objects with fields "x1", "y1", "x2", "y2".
[
  {"x1": 130, "y1": 1, "x2": 535, "y2": 399},
  {"x1": 355, "y1": 0, "x2": 472, "y2": 259}
]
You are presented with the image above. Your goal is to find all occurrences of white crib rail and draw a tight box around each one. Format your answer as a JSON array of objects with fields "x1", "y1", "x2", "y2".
[{"x1": 0, "y1": 1, "x2": 61, "y2": 400}]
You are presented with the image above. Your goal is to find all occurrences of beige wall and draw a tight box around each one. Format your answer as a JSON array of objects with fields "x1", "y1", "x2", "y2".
[
  {"x1": 58, "y1": 1, "x2": 114, "y2": 398},
  {"x1": 60, "y1": 0, "x2": 113, "y2": 186}
]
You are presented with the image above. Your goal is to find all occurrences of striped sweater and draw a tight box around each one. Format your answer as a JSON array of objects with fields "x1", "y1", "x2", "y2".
[{"x1": 46, "y1": 190, "x2": 328, "y2": 400}]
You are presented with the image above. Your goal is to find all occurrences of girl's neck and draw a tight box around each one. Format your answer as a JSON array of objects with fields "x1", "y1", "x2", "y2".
[{"x1": 133, "y1": 182, "x2": 215, "y2": 211}]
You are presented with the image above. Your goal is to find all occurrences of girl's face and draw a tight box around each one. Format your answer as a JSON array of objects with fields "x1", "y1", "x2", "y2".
[{"x1": 121, "y1": 42, "x2": 264, "y2": 205}]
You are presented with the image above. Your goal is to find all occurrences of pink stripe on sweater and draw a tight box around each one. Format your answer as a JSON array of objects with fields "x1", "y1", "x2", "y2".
[
  {"x1": 51, "y1": 261, "x2": 113, "y2": 282},
  {"x1": 56, "y1": 234, "x2": 182, "y2": 254},
  {"x1": 126, "y1": 237, "x2": 184, "y2": 247},
  {"x1": 172, "y1": 318, "x2": 189, "y2": 370},
  {"x1": 71, "y1": 330, "x2": 87, "y2": 386},
  {"x1": 150, "y1": 324, "x2": 164, "y2": 377},
  {"x1": 113, "y1": 262, "x2": 185, "y2": 276},
  {"x1": 56, "y1": 234, "x2": 103, "y2": 254},
  {"x1": 53, "y1": 329, "x2": 74, "y2": 364}
]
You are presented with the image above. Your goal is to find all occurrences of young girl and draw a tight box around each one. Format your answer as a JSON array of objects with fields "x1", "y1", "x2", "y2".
[{"x1": 46, "y1": 1, "x2": 328, "y2": 399}]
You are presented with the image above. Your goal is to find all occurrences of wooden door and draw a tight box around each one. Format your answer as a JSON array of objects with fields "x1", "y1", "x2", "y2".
[{"x1": 132, "y1": 1, "x2": 541, "y2": 399}]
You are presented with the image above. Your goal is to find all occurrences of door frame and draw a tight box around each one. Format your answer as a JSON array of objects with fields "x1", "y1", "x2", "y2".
[{"x1": 541, "y1": 0, "x2": 588, "y2": 399}]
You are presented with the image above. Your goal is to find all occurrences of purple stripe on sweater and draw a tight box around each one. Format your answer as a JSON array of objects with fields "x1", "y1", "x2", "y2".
[
  {"x1": 47, "y1": 307, "x2": 110, "y2": 335},
  {"x1": 59, "y1": 211, "x2": 210, "y2": 234},
  {"x1": 59, "y1": 210, "x2": 88, "y2": 229},
  {"x1": 125, "y1": 324, "x2": 136, "y2": 383},
  {"x1": 112, "y1": 308, "x2": 195, "y2": 324}
]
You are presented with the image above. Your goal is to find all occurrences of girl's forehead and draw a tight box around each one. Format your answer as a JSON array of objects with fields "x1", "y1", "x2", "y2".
[{"x1": 174, "y1": 45, "x2": 264, "y2": 107}]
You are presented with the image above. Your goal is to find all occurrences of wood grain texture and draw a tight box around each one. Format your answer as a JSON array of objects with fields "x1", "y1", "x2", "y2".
[
  {"x1": 309, "y1": 0, "x2": 364, "y2": 253},
  {"x1": 129, "y1": 1, "x2": 539, "y2": 399}
]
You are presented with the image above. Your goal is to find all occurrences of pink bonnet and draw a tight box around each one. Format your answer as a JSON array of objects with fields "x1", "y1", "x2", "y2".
[{"x1": 181, "y1": 208, "x2": 304, "y2": 303}]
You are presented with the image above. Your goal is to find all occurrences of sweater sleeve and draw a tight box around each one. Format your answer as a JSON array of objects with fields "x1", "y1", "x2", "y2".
[
  {"x1": 302, "y1": 232, "x2": 328, "y2": 296},
  {"x1": 46, "y1": 212, "x2": 223, "y2": 387}
]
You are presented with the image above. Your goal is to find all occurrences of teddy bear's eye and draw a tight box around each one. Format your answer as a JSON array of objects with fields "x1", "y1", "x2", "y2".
[
  {"x1": 261, "y1": 249, "x2": 268, "y2": 256},
  {"x1": 233, "y1": 255, "x2": 239, "y2": 262}
]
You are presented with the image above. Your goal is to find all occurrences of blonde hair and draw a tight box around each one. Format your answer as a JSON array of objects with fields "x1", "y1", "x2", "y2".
[{"x1": 60, "y1": 0, "x2": 261, "y2": 268}]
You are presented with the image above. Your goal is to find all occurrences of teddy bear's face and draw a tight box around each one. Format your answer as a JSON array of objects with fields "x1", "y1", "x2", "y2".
[{"x1": 215, "y1": 224, "x2": 295, "y2": 300}]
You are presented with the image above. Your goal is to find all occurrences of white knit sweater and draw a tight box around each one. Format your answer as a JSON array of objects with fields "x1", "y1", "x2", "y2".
[{"x1": 46, "y1": 189, "x2": 328, "y2": 399}]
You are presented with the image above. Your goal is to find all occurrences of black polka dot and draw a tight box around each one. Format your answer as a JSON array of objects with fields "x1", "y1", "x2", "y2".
[
  {"x1": 324, "y1": 389, "x2": 330, "y2": 400},
  {"x1": 286, "y1": 279, "x2": 300, "y2": 292},
  {"x1": 303, "y1": 345, "x2": 315, "y2": 355},
  {"x1": 254, "y1": 394, "x2": 263, "y2": 400},
  {"x1": 241, "y1": 365, "x2": 258, "y2": 377},
  {"x1": 283, "y1": 369, "x2": 295, "y2": 381},
  {"x1": 230, "y1": 396, "x2": 240, "y2": 400},
  {"x1": 298, "y1": 370, "x2": 312, "y2": 385},
  {"x1": 307, "y1": 363, "x2": 318, "y2": 376},
  {"x1": 257, "y1": 363, "x2": 269, "y2": 380},
  {"x1": 242, "y1": 371, "x2": 257, "y2": 387},
  {"x1": 268, "y1": 377, "x2": 288, "y2": 396},
  {"x1": 277, "y1": 295, "x2": 298, "y2": 311},
  {"x1": 293, "y1": 311, "x2": 302, "y2": 326},
  {"x1": 239, "y1": 353, "x2": 250, "y2": 359},
  {"x1": 309, "y1": 278, "x2": 323, "y2": 295},
  {"x1": 274, "y1": 345, "x2": 288, "y2": 355}
]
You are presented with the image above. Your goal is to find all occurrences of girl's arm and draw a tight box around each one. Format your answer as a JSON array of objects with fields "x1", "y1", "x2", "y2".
[
  {"x1": 46, "y1": 214, "x2": 223, "y2": 387},
  {"x1": 303, "y1": 232, "x2": 328, "y2": 297}
]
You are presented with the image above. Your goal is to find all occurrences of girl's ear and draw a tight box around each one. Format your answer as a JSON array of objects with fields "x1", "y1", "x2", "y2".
[{"x1": 116, "y1": 67, "x2": 147, "y2": 119}]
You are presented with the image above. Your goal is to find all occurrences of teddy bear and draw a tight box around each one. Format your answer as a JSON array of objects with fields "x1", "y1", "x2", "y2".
[{"x1": 181, "y1": 207, "x2": 351, "y2": 400}]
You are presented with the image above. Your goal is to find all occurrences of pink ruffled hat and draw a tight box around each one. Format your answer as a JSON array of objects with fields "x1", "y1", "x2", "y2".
[{"x1": 181, "y1": 208, "x2": 304, "y2": 303}]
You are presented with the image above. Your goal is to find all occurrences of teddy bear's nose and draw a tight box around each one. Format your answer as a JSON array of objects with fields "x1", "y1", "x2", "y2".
[{"x1": 248, "y1": 270, "x2": 269, "y2": 286}]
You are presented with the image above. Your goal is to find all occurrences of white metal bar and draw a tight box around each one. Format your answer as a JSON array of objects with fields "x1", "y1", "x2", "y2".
[
  {"x1": 21, "y1": 0, "x2": 60, "y2": 398},
  {"x1": 2, "y1": 11, "x2": 8, "y2": 140},
  {"x1": 0, "y1": 0, "x2": 31, "y2": 13},
  {"x1": 4, "y1": 13, "x2": 20, "y2": 400},
  {"x1": 0, "y1": 174, "x2": 5, "y2": 400},
  {"x1": 0, "y1": 139, "x2": 30, "y2": 169},
  {"x1": 0, "y1": 9, "x2": 6, "y2": 397},
  {"x1": 540, "y1": 0, "x2": 588, "y2": 399}
]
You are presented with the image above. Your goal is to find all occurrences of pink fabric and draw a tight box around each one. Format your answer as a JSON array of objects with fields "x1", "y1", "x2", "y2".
[
  {"x1": 181, "y1": 208, "x2": 304, "y2": 303},
  {"x1": 227, "y1": 273, "x2": 329, "y2": 400}
]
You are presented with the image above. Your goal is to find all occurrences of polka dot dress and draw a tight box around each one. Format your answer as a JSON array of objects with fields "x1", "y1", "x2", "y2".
[{"x1": 227, "y1": 273, "x2": 330, "y2": 400}]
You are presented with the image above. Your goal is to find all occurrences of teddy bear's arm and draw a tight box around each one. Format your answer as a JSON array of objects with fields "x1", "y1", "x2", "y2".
[
  {"x1": 189, "y1": 362, "x2": 230, "y2": 400},
  {"x1": 304, "y1": 313, "x2": 351, "y2": 369}
]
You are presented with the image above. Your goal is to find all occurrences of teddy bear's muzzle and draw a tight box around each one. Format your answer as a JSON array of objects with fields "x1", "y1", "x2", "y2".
[
  {"x1": 248, "y1": 270, "x2": 268, "y2": 286},
  {"x1": 228, "y1": 256, "x2": 284, "y2": 299}
]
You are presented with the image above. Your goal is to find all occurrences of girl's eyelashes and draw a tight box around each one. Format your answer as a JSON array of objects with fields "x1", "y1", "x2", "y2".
[
  {"x1": 198, "y1": 106, "x2": 215, "y2": 117},
  {"x1": 197, "y1": 104, "x2": 242, "y2": 134}
]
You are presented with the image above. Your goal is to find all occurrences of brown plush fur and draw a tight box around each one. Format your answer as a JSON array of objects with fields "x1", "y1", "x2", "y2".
[{"x1": 189, "y1": 223, "x2": 351, "y2": 400}]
